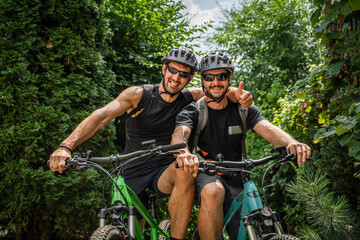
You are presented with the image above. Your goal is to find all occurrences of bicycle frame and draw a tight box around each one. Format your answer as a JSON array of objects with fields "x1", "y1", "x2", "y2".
[
  {"x1": 105, "y1": 176, "x2": 169, "y2": 240},
  {"x1": 223, "y1": 181, "x2": 260, "y2": 239},
  {"x1": 222, "y1": 180, "x2": 285, "y2": 240},
  {"x1": 54, "y1": 142, "x2": 186, "y2": 240}
]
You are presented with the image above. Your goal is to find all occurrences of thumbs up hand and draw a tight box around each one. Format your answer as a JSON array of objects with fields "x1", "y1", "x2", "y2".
[{"x1": 236, "y1": 81, "x2": 253, "y2": 108}]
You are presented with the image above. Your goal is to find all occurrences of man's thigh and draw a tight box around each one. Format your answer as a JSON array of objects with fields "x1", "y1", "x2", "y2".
[{"x1": 156, "y1": 161, "x2": 178, "y2": 195}]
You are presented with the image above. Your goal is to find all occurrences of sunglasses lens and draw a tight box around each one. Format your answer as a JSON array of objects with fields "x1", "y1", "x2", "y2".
[
  {"x1": 218, "y1": 73, "x2": 228, "y2": 81},
  {"x1": 203, "y1": 74, "x2": 215, "y2": 82},
  {"x1": 167, "y1": 66, "x2": 190, "y2": 78},
  {"x1": 179, "y1": 72, "x2": 190, "y2": 78},
  {"x1": 167, "y1": 66, "x2": 177, "y2": 74},
  {"x1": 203, "y1": 73, "x2": 228, "y2": 82}
]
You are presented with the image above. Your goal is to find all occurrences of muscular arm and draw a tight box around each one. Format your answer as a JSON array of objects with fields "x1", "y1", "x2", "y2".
[
  {"x1": 171, "y1": 126, "x2": 199, "y2": 177},
  {"x1": 187, "y1": 87, "x2": 204, "y2": 101},
  {"x1": 253, "y1": 120, "x2": 311, "y2": 165},
  {"x1": 50, "y1": 86, "x2": 143, "y2": 173}
]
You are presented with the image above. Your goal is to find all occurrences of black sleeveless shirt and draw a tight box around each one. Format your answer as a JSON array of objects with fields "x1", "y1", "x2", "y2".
[{"x1": 122, "y1": 84, "x2": 193, "y2": 174}]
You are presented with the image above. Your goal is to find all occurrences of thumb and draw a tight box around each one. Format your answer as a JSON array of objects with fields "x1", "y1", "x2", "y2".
[{"x1": 238, "y1": 81, "x2": 244, "y2": 93}]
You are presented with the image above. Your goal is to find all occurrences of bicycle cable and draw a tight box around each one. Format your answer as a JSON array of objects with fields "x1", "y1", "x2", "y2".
[
  {"x1": 85, "y1": 161, "x2": 129, "y2": 206},
  {"x1": 261, "y1": 158, "x2": 287, "y2": 206}
]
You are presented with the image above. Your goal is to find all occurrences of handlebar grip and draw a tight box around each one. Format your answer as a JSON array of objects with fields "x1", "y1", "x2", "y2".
[{"x1": 159, "y1": 142, "x2": 186, "y2": 152}]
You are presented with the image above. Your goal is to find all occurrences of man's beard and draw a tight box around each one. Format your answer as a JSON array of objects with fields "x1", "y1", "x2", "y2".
[{"x1": 205, "y1": 85, "x2": 227, "y2": 102}]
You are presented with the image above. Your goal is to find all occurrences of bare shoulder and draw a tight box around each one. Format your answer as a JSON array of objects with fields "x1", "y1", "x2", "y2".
[
  {"x1": 187, "y1": 87, "x2": 204, "y2": 101},
  {"x1": 116, "y1": 86, "x2": 143, "y2": 105}
]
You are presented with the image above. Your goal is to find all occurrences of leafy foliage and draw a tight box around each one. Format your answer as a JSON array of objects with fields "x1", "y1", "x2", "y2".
[
  {"x1": 271, "y1": 0, "x2": 360, "y2": 238},
  {"x1": 210, "y1": 0, "x2": 322, "y2": 119},
  {"x1": 210, "y1": 0, "x2": 360, "y2": 238},
  {"x1": 0, "y1": 0, "x2": 205, "y2": 239}
]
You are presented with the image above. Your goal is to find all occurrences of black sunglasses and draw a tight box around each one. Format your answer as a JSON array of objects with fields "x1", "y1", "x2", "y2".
[
  {"x1": 202, "y1": 73, "x2": 229, "y2": 82},
  {"x1": 167, "y1": 65, "x2": 191, "y2": 78}
]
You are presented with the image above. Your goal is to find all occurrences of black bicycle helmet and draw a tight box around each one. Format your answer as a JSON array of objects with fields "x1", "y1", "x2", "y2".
[
  {"x1": 198, "y1": 52, "x2": 234, "y2": 74},
  {"x1": 162, "y1": 47, "x2": 198, "y2": 73},
  {"x1": 199, "y1": 52, "x2": 234, "y2": 103}
]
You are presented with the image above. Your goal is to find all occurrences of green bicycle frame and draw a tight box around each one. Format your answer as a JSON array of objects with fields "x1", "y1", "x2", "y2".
[
  {"x1": 111, "y1": 176, "x2": 169, "y2": 240},
  {"x1": 222, "y1": 181, "x2": 263, "y2": 240}
]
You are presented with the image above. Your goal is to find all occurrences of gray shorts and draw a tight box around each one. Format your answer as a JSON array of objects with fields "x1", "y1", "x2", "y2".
[{"x1": 194, "y1": 172, "x2": 225, "y2": 204}]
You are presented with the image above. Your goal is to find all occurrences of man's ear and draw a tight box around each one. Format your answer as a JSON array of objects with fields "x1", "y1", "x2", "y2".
[
  {"x1": 228, "y1": 73, "x2": 232, "y2": 84},
  {"x1": 162, "y1": 63, "x2": 167, "y2": 75}
]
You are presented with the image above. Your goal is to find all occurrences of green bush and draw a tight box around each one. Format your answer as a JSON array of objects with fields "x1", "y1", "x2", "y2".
[{"x1": 0, "y1": 0, "x2": 206, "y2": 239}]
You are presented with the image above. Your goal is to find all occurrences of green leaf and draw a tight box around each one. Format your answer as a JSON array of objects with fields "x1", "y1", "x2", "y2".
[
  {"x1": 339, "y1": 134, "x2": 352, "y2": 146},
  {"x1": 345, "y1": 120, "x2": 357, "y2": 130},
  {"x1": 326, "y1": 29, "x2": 340, "y2": 39},
  {"x1": 335, "y1": 45, "x2": 349, "y2": 54},
  {"x1": 313, "y1": 22, "x2": 327, "y2": 33},
  {"x1": 318, "y1": 111, "x2": 327, "y2": 124},
  {"x1": 336, "y1": 124, "x2": 349, "y2": 136},
  {"x1": 326, "y1": 60, "x2": 345, "y2": 76},
  {"x1": 314, "y1": 126, "x2": 336, "y2": 143},
  {"x1": 330, "y1": 1, "x2": 345, "y2": 10},
  {"x1": 315, "y1": 0, "x2": 327, "y2": 6},
  {"x1": 349, "y1": 103, "x2": 357, "y2": 114},
  {"x1": 310, "y1": 8, "x2": 322, "y2": 27},
  {"x1": 349, "y1": 141, "x2": 360, "y2": 159}
]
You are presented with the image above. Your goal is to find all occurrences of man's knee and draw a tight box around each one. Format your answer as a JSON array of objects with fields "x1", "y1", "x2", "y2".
[{"x1": 201, "y1": 182, "x2": 225, "y2": 206}]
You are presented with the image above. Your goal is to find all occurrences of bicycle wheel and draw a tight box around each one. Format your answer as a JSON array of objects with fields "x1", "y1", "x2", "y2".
[
  {"x1": 90, "y1": 225, "x2": 125, "y2": 240},
  {"x1": 269, "y1": 234, "x2": 300, "y2": 240},
  {"x1": 158, "y1": 219, "x2": 171, "y2": 240},
  {"x1": 192, "y1": 228, "x2": 200, "y2": 240}
]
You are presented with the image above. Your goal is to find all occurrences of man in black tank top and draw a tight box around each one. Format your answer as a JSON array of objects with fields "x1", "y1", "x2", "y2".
[
  {"x1": 172, "y1": 52, "x2": 311, "y2": 240},
  {"x1": 49, "y1": 48, "x2": 253, "y2": 240}
]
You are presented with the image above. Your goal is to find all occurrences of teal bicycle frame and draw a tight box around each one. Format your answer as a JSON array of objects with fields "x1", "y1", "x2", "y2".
[
  {"x1": 222, "y1": 181, "x2": 284, "y2": 240},
  {"x1": 198, "y1": 147, "x2": 295, "y2": 240}
]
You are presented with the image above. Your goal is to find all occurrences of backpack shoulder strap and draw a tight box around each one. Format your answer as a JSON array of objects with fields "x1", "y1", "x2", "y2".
[
  {"x1": 238, "y1": 104, "x2": 248, "y2": 160},
  {"x1": 192, "y1": 96, "x2": 208, "y2": 154},
  {"x1": 127, "y1": 84, "x2": 154, "y2": 117}
]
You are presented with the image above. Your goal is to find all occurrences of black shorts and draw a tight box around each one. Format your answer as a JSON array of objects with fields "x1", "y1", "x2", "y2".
[{"x1": 123, "y1": 162, "x2": 172, "y2": 217}]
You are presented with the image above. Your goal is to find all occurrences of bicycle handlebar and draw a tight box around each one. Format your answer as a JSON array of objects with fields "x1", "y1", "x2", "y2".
[
  {"x1": 198, "y1": 146, "x2": 295, "y2": 172},
  {"x1": 48, "y1": 142, "x2": 186, "y2": 169}
]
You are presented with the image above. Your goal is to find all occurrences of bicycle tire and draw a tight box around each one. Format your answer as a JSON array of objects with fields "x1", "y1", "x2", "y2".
[
  {"x1": 158, "y1": 219, "x2": 171, "y2": 240},
  {"x1": 90, "y1": 225, "x2": 125, "y2": 240},
  {"x1": 269, "y1": 234, "x2": 300, "y2": 240},
  {"x1": 192, "y1": 228, "x2": 200, "y2": 240}
]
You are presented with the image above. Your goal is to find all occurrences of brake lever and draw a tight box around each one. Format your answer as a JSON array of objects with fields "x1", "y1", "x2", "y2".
[
  {"x1": 198, "y1": 166, "x2": 217, "y2": 176},
  {"x1": 157, "y1": 150, "x2": 180, "y2": 156},
  {"x1": 271, "y1": 146, "x2": 287, "y2": 157},
  {"x1": 65, "y1": 158, "x2": 89, "y2": 172}
]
